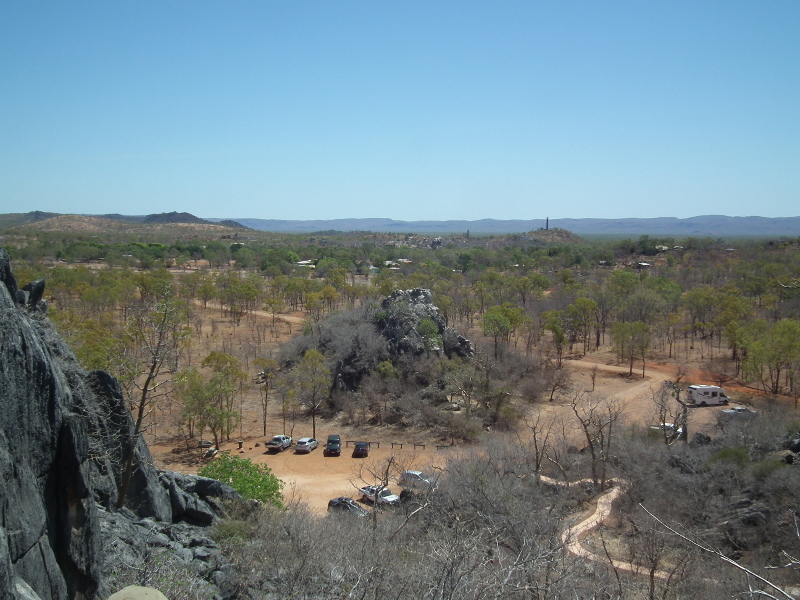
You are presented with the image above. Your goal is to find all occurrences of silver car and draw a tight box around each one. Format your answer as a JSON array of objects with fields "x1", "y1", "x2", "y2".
[
  {"x1": 398, "y1": 470, "x2": 436, "y2": 491},
  {"x1": 359, "y1": 485, "x2": 400, "y2": 505},
  {"x1": 295, "y1": 437, "x2": 319, "y2": 453}
]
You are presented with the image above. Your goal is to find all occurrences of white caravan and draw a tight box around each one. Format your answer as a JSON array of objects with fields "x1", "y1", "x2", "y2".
[{"x1": 687, "y1": 385, "x2": 729, "y2": 406}]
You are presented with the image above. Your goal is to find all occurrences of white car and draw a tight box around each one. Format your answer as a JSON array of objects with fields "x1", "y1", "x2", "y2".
[
  {"x1": 650, "y1": 423, "x2": 683, "y2": 437},
  {"x1": 358, "y1": 485, "x2": 400, "y2": 505},
  {"x1": 295, "y1": 437, "x2": 319, "y2": 453},
  {"x1": 722, "y1": 406, "x2": 756, "y2": 415}
]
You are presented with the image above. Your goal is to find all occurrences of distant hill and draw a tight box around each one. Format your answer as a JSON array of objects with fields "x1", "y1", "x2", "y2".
[
  {"x1": 142, "y1": 211, "x2": 210, "y2": 225},
  {"x1": 524, "y1": 227, "x2": 584, "y2": 245},
  {"x1": 98, "y1": 213, "x2": 146, "y2": 223},
  {"x1": 6, "y1": 213, "x2": 244, "y2": 236},
  {"x1": 10, "y1": 215, "x2": 133, "y2": 233},
  {"x1": 3, "y1": 212, "x2": 799, "y2": 237},
  {"x1": 0, "y1": 211, "x2": 59, "y2": 230},
  {"x1": 226, "y1": 215, "x2": 800, "y2": 236},
  {"x1": 217, "y1": 219, "x2": 248, "y2": 229}
]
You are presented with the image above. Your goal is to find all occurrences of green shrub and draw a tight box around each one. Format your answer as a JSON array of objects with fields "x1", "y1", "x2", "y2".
[
  {"x1": 751, "y1": 459, "x2": 786, "y2": 481},
  {"x1": 708, "y1": 446, "x2": 750, "y2": 468},
  {"x1": 212, "y1": 518, "x2": 250, "y2": 542},
  {"x1": 784, "y1": 420, "x2": 800, "y2": 437},
  {"x1": 199, "y1": 453, "x2": 284, "y2": 508}
]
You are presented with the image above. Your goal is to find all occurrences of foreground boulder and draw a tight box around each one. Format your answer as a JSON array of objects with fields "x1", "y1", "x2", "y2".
[{"x1": 107, "y1": 587, "x2": 168, "y2": 600}]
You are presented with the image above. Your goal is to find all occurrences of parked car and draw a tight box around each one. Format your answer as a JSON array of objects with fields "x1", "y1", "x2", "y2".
[
  {"x1": 324, "y1": 434, "x2": 341, "y2": 456},
  {"x1": 722, "y1": 406, "x2": 756, "y2": 415},
  {"x1": 327, "y1": 496, "x2": 369, "y2": 517},
  {"x1": 295, "y1": 437, "x2": 318, "y2": 453},
  {"x1": 358, "y1": 485, "x2": 400, "y2": 506},
  {"x1": 650, "y1": 422, "x2": 681, "y2": 431},
  {"x1": 265, "y1": 435, "x2": 293, "y2": 452},
  {"x1": 649, "y1": 423, "x2": 683, "y2": 438},
  {"x1": 352, "y1": 441, "x2": 369, "y2": 458},
  {"x1": 398, "y1": 470, "x2": 436, "y2": 491}
]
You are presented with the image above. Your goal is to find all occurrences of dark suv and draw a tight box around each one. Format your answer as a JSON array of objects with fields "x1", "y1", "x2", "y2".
[
  {"x1": 352, "y1": 441, "x2": 369, "y2": 458},
  {"x1": 324, "y1": 434, "x2": 341, "y2": 456}
]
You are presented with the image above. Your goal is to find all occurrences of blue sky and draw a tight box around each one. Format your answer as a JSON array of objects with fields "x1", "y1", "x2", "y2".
[{"x1": 1, "y1": 1, "x2": 798, "y2": 220}]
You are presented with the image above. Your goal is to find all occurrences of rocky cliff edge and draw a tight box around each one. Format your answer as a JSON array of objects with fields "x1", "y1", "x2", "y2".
[{"x1": 0, "y1": 248, "x2": 239, "y2": 600}]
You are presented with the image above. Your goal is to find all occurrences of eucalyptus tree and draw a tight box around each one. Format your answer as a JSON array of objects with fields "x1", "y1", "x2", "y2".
[
  {"x1": 612, "y1": 320, "x2": 651, "y2": 377},
  {"x1": 253, "y1": 357, "x2": 279, "y2": 436},
  {"x1": 293, "y1": 349, "x2": 332, "y2": 439},
  {"x1": 116, "y1": 289, "x2": 189, "y2": 509},
  {"x1": 741, "y1": 318, "x2": 800, "y2": 395}
]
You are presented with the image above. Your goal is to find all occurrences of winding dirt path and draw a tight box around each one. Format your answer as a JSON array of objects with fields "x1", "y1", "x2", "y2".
[
  {"x1": 544, "y1": 356, "x2": 739, "y2": 580},
  {"x1": 553, "y1": 476, "x2": 672, "y2": 580}
]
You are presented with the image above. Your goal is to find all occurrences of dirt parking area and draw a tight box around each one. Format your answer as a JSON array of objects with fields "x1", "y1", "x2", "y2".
[
  {"x1": 156, "y1": 434, "x2": 449, "y2": 512},
  {"x1": 146, "y1": 294, "x2": 765, "y2": 515},
  {"x1": 151, "y1": 353, "x2": 734, "y2": 515}
]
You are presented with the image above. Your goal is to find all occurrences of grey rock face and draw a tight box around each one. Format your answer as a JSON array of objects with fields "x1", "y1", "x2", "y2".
[
  {"x1": 0, "y1": 249, "x2": 239, "y2": 600},
  {"x1": 22, "y1": 278, "x2": 46, "y2": 310},
  {"x1": 160, "y1": 471, "x2": 238, "y2": 525},
  {"x1": 323, "y1": 289, "x2": 474, "y2": 392},
  {"x1": 378, "y1": 288, "x2": 474, "y2": 359},
  {"x1": 98, "y1": 508, "x2": 230, "y2": 599},
  {"x1": 0, "y1": 248, "x2": 18, "y2": 302},
  {"x1": 0, "y1": 252, "x2": 89, "y2": 600},
  {"x1": 785, "y1": 436, "x2": 800, "y2": 454}
]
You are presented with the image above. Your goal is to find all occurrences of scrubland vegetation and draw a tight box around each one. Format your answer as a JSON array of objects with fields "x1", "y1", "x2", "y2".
[{"x1": 4, "y1": 224, "x2": 800, "y2": 598}]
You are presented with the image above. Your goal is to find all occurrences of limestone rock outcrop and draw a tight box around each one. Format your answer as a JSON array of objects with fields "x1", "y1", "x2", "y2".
[
  {"x1": 377, "y1": 288, "x2": 474, "y2": 359},
  {"x1": 0, "y1": 249, "x2": 238, "y2": 600}
]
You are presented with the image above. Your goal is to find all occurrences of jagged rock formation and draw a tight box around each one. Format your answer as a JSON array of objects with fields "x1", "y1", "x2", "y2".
[
  {"x1": 0, "y1": 248, "x2": 238, "y2": 600},
  {"x1": 281, "y1": 288, "x2": 473, "y2": 393},
  {"x1": 377, "y1": 288, "x2": 473, "y2": 360}
]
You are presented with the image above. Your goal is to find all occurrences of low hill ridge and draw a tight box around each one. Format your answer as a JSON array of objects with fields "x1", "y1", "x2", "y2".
[
  {"x1": 3, "y1": 212, "x2": 799, "y2": 236},
  {"x1": 141, "y1": 211, "x2": 209, "y2": 224}
]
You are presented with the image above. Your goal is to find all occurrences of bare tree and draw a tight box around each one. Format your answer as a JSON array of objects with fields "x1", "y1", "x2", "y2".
[
  {"x1": 519, "y1": 411, "x2": 556, "y2": 482},
  {"x1": 650, "y1": 381, "x2": 692, "y2": 446},
  {"x1": 571, "y1": 392, "x2": 623, "y2": 491},
  {"x1": 293, "y1": 349, "x2": 332, "y2": 439},
  {"x1": 253, "y1": 357, "x2": 278, "y2": 436},
  {"x1": 642, "y1": 504, "x2": 798, "y2": 600},
  {"x1": 116, "y1": 291, "x2": 187, "y2": 509},
  {"x1": 543, "y1": 363, "x2": 572, "y2": 401}
]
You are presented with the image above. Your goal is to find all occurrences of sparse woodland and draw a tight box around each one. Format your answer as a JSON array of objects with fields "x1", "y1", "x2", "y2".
[{"x1": 5, "y1": 226, "x2": 800, "y2": 599}]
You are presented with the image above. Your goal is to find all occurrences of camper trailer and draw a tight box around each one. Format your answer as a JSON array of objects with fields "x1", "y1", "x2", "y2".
[{"x1": 687, "y1": 385, "x2": 729, "y2": 406}]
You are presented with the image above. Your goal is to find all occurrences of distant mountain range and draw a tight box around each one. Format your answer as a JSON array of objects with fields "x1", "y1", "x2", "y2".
[
  {"x1": 2, "y1": 212, "x2": 799, "y2": 237},
  {"x1": 213, "y1": 215, "x2": 800, "y2": 237}
]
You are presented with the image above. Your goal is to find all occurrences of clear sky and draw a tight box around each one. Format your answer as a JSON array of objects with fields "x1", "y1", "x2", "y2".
[{"x1": 1, "y1": 1, "x2": 798, "y2": 221}]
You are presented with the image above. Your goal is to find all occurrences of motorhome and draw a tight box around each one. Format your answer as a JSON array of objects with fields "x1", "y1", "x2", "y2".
[{"x1": 687, "y1": 385, "x2": 729, "y2": 406}]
